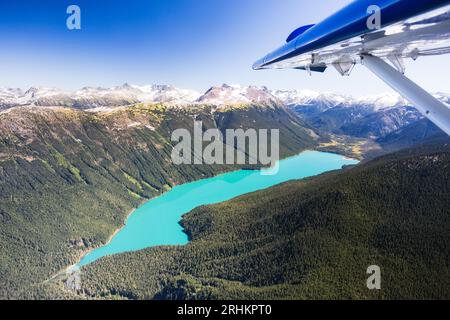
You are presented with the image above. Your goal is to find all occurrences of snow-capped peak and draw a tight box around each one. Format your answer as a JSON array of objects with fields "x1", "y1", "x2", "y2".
[
  {"x1": 76, "y1": 83, "x2": 201, "y2": 105},
  {"x1": 0, "y1": 84, "x2": 201, "y2": 109},
  {"x1": 434, "y1": 92, "x2": 450, "y2": 105},
  {"x1": 1, "y1": 83, "x2": 448, "y2": 112},
  {"x1": 271, "y1": 89, "x2": 411, "y2": 112},
  {"x1": 197, "y1": 84, "x2": 281, "y2": 106},
  {"x1": 353, "y1": 93, "x2": 408, "y2": 110},
  {"x1": 133, "y1": 84, "x2": 201, "y2": 105}
]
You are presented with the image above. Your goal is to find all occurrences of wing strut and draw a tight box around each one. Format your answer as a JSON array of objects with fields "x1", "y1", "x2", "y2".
[{"x1": 362, "y1": 55, "x2": 450, "y2": 136}]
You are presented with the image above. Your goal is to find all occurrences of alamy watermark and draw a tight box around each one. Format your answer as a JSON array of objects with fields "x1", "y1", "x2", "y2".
[
  {"x1": 171, "y1": 121, "x2": 280, "y2": 175},
  {"x1": 367, "y1": 265, "x2": 382, "y2": 290},
  {"x1": 67, "y1": 5, "x2": 81, "y2": 30},
  {"x1": 367, "y1": 5, "x2": 382, "y2": 30}
]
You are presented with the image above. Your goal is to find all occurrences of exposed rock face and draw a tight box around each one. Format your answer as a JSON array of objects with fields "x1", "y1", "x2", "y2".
[
  {"x1": 68, "y1": 238, "x2": 92, "y2": 249},
  {"x1": 65, "y1": 271, "x2": 82, "y2": 292}
]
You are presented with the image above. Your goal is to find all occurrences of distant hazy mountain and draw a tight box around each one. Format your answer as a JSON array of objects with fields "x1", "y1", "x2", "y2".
[
  {"x1": 272, "y1": 89, "x2": 353, "y2": 116},
  {"x1": 0, "y1": 84, "x2": 200, "y2": 110},
  {"x1": 375, "y1": 119, "x2": 446, "y2": 154},
  {"x1": 272, "y1": 90, "x2": 407, "y2": 113},
  {"x1": 0, "y1": 84, "x2": 286, "y2": 110},
  {"x1": 273, "y1": 89, "x2": 449, "y2": 139},
  {"x1": 340, "y1": 106, "x2": 424, "y2": 139},
  {"x1": 197, "y1": 84, "x2": 281, "y2": 106}
]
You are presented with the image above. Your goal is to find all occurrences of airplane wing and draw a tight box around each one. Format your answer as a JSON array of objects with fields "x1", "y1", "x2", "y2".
[{"x1": 254, "y1": 0, "x2": 450, "y2": 136}]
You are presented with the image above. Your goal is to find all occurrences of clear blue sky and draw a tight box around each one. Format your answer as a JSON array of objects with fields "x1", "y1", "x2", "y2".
[{"x1": 0, "y1": 0, "x2": 448, "y2": 95}]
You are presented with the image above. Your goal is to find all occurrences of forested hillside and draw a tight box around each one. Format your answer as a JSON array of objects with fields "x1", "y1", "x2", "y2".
[
  {"x1": 0, "y1": 103, "x2": 317, "y2": 299},
  {"x1": 73, "y1": 139, "x2": 450, "y2": 300}
]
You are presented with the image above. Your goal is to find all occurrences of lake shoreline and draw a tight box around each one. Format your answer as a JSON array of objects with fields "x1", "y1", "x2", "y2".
[
  {"x1": 46, "y1": 207, "x2": 138, "y2": 280},
  {"x1": 66, "y1": 149, "x2": 358, "y2": 272}
]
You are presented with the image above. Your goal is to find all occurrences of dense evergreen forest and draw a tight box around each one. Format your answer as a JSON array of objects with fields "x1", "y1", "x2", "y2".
[{"x1": 59, "y1": 138, "x2": 450, "y2": 300}]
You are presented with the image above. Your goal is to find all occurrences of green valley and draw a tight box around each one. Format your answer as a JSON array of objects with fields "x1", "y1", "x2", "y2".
[
  {"x1": 0, "y1": 102, "x2": 317, "y2": 299},
  {"x1": 71, "y1": 138, "x2": 450, "y2": 300}
]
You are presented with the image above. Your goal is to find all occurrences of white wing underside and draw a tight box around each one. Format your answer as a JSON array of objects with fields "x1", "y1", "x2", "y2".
[{"x1": 265, "y1": 5, "x2": 450, "y2": 72}]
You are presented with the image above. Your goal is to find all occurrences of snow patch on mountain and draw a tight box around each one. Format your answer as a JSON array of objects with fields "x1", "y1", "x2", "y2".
[
  {"x1": 271, "y1": 89, "x2": 448, "y2": 112},
  {"x1": 272, "y1": 89, "x2": 345, "y2": 105},
  {"x1": 197, "y1": 84, "x2": 281, "y2": 106},
  {"x1": 107, "y1": 84, "x2": 201, "y2": 105},
  {"x1": 0, "y1": 84, "x2": 201, "y2": 110}
]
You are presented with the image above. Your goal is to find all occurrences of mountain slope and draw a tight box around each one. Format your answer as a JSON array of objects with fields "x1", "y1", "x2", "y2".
[
  {"x1": 340, "y1": 106, "x2": 423, "y2": 138},
  {"x1": 374, "y1": 119, "x2": 447, "y2": 154},
  {"x1": 0, "y1": 102, "x2": 318, "y2": 299},
  {"x1": 74, "y1": 139, "x2": 450, "y2": 300}
]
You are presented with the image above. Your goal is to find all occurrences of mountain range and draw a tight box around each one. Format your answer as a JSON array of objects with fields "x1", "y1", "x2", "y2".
[
  {"x1": 1, "y1": 81, "x2": 449, "y2": 300},
  {"x1": 2, "y1": 83, "x2": 448, "y2": 109},
  {"x1": 2, "y1": 84, "x2": 448, "y2": 141},
  {"x1": 0, "y1": 84, "x2": 200, "y2": 110}
]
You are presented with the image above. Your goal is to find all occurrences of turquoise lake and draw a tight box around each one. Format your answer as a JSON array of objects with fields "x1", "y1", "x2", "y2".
[{"x1": 76, "y1": 151, "x2": 358, "y2": 268}]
